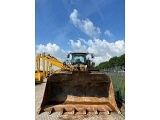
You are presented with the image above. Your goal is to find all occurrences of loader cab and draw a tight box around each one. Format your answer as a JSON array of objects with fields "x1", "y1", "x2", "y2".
[
  {"x1": 67, "y1": 52, "x2": 95, "y2": 67},
  {"x1": 70, "y1": 53, "x2": 87, "y2": 65}
]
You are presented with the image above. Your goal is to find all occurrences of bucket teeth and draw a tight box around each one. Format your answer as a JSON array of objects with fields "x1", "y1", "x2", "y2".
[
  {"x1": 60, "y1": 108, "x2": 64, "y2": 115},
  {"x1": 71, "y1": 108, "x2": 75, "y2": 115},
  {"x1": 48, "y1": 108, "x2": 53, "y2": 115},
  {"x1": 106, "y1": 110, "x2": 110, "y2": 115},
  {"x1": 82, "y1": 108, "x2": 86, "y2": 115},
  {"x1": 102, "y1": 108, "x2": 110, "y2": 115},
  {"x1": 37, "y1": 108, "x2": 42, "y2": 114},
  {"x1": 93, "y1": 108, "x2": 98, "y2": 115}
]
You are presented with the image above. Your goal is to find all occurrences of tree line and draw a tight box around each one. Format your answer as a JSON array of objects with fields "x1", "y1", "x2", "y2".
[{"x1": 96, "y1": 54, "x2": 125, "y2": 70}]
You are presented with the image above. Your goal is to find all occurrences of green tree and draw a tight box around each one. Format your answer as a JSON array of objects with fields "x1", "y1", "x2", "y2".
[
  {"x1": 109, "y1": 56, "x2": 118, "y2": 68},
  {"x1": 96, "y1": 54, "x2": 125, "y2": 70},
  {"x1": 116, "y1": 54, "x2": 125, "y2": 67}
]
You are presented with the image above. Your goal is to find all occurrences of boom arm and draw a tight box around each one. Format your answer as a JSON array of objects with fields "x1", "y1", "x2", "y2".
[
  {"x1": 36, "y1": 53, "x2": 69, "y2": 70},
  {"x1": 35, "y1": 52, "x2": 70, "y2": 83}
]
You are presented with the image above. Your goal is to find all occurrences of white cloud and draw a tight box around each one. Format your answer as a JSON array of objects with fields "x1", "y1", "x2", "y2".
[
  {"x1": 35, "y1": 43, "x2": 66, "y2": 62},
  {"x1": 35, "y1": 43, "x2": 69, "y2": 71},
  {"x1": 70, "y1": 9, "x2": 101, "y2": 38},
  {"x1": 35, "y1": 39, "x2": 124, "y2": 66},
  {"x1": 69, "y1": 39, "x2": 87, "y2": 52},
  {"x1": 69, "y1": 38, "x2": 124, "y2": 65},
  {"x1": 87, "y1": 39, "x2": 124, "y2": 65},
  {"x1": 104, "y1": 29, "x2": 113, "y2": 37}
]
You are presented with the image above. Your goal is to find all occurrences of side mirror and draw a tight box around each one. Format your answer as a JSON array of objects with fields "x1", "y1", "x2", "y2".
[
  {"x1": 67, "y1": 54, "x2": 70, "y2": 58},
  {"x1": 91, "y1": 54, "x2": 94, "y2": 58},
  {"x1": 92, "y1": 62, "x2": 95, "y2": 67}
]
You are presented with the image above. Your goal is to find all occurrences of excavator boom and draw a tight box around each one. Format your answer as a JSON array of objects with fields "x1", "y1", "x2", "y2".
[{"x1": 35, "y1": 53, "x2": 69, "y2": 83}]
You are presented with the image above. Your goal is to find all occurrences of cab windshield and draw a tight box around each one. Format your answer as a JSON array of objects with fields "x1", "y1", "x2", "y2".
[{"x1": 71, "y1": 54, "x2": 86, "y2": 64}]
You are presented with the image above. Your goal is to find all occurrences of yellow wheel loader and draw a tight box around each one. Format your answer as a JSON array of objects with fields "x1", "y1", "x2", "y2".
[{"x1": 37, "y1": 52, "x2": 121, "y2": 115}]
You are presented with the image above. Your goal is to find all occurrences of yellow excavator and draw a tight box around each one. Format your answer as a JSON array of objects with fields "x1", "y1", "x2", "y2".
[
  {"x1": 37, "y1": 52, "x2": 121, "y2": 115},
  {"x1": 35, "y1": 53, "x2": 70, "y2": 83}
]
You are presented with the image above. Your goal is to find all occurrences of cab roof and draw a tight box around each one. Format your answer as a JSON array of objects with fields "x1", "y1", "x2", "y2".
[{"x1": 71, "y1": 52, "x2": 88, "y2": 54}]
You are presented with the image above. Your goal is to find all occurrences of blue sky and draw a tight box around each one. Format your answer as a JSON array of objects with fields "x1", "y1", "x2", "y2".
[{"x1": 35, "y1": 0, "x2": 125, "y2": 65}]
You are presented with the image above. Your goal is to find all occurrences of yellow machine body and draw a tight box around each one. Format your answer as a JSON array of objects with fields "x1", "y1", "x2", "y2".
[{"x1": 37, "y1": 52, "x2": 121, "y2": 115}]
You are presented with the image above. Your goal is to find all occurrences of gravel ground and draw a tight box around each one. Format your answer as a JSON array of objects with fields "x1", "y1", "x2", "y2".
[{"x1": 35, "y1": 81, "x2": 125, "y2": 120}]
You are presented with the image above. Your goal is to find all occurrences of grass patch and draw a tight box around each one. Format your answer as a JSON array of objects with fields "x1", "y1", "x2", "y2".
[{"x1": 105, "y1": 71, "x2": 125, "y2": 101}]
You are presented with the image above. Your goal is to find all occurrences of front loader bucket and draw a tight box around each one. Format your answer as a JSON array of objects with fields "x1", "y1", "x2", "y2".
[{"x1": 38, "y1": 71, "x2": 121, "y2": 115}]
